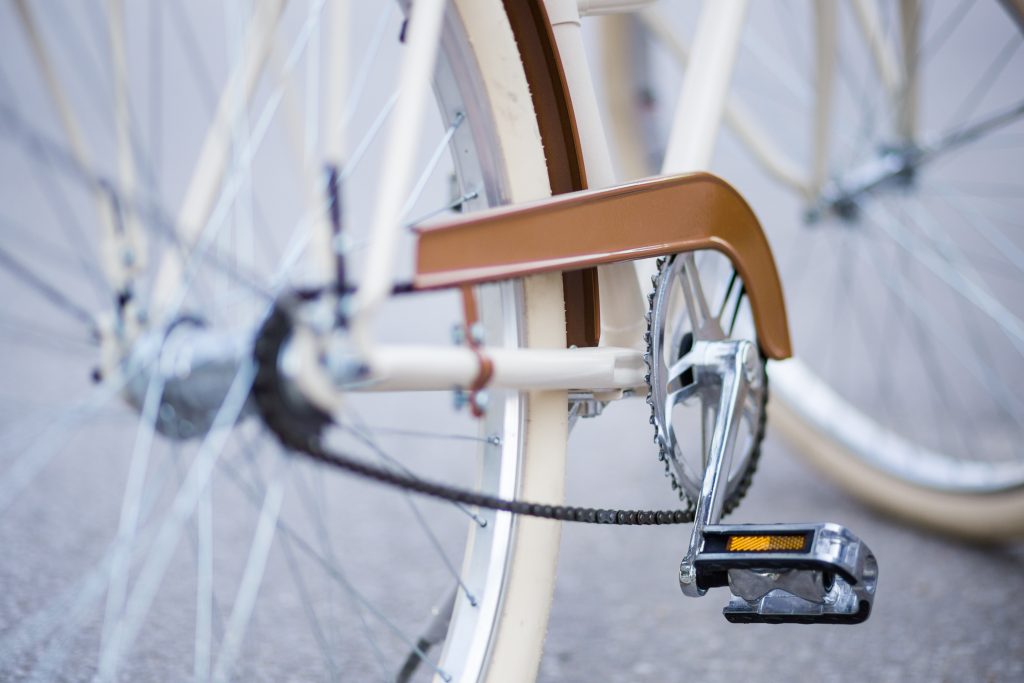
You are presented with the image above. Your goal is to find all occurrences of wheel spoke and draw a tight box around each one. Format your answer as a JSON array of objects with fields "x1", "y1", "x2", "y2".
[
  {"x1": 98, "y1": 372, "x2": 167, "y2": 665},
  {"x1": 0, "y1": 2, "x2": 555, "y2": 677},
  {"x1": 676, "y1": 254, "x2": 718, "y2": 338},
  {"x1": 96, "y1": 361, "x2": 255, "y2": 681},
  {"x1": 864, "y1": 201, "x2": 1024, "y2": 357},
  {"x1": 0, "y1": 369, "x2": 134, "y2": 514},
  {"x1": 228, "y1": 444, "x2": 391, "y2": 679},
  {"x1": 210, "y1": 454, "x2": 289, "y2": 683},
  {"x1": 944, "y1": 34, "x2": 1020, "y2": 133},
  {"x1": 859, "y1": 214, "x2": 1024, "y2": 433},
  {"x1": 0, "y1": 242, "x2": 96, "y2": 330},
  {"x1": 215, "y1": 448, "x2": 450, "y2": 681},
  {"x1": 401, "y1": 112, "x2": 466, "y2": 218}
]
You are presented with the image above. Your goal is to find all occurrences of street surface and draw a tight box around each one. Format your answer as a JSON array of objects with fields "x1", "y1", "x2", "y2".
[{"x1": 541, "y1": 398, "x2": 1024, "y2": 682}]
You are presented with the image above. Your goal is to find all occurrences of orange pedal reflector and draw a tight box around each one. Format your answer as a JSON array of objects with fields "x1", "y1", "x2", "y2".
[{"x1": 726, "y1": 534, "x2": 807, "y2": 552}]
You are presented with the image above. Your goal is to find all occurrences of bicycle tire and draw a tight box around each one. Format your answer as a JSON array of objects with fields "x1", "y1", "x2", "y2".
[{"x1": 598, "y1": 2, "x2": 1024, "y2": 540}]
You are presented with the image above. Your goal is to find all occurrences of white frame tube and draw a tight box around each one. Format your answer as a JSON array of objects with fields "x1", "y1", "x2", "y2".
[
  {"x1": 661, "y1": 0, "x2": 748, "y2": 173},
  {"x1": 150, "y1": 0, "x2": 287, "y2": 315},
  {"x1": 545, "y1": 0, "x2": 646, "y2": 350},
  {"x1": 360, "y1": 346, "x2": 644, "y2": 391},
  {"x1": 632, "y1": 0, "x2": 747, "y2": 334},
  {"x1": 636, "y1": 8, "x2": 810, "y2": 195},
  {"x1": 812, "y1": 1, "x2": 837, "y2": 193},
  {"x1": 289, "y1": 338, "x2": 646, "y2": 410},
  {"x1": 577, "y1": 0, "x2": 656, "y2": 17},
  {"x1": 350, "y1": 0, "x2": 447, "y2": 350},
  {"x1": 851, "y1": 0, "x2": 902, "y2": 104},
  {"x1": 14, "y1": 0, "x2": 129, "y2": 294},
  {"x1": 107, "y1": 0, "x2": 146, "y2": 281},
  {"x1": 898, "y1": 0, "x2": 920, "y2": 144}
]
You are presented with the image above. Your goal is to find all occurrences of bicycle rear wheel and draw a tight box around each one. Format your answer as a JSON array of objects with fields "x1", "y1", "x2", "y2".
[
  {"x1": 601, "y1": 1, "x2": 1024, "y2": 539},
  {"x1": 0, "y1": 1, "x2": 573, "y2": 679}
]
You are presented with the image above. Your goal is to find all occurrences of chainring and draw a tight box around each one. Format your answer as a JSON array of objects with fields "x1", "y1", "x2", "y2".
[{"x1": 644, "y1": 254, "x2": 768, "y2": 517}]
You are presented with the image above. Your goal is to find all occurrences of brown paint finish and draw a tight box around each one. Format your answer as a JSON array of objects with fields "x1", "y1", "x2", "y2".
[
  {"x1": 503, "y1": 0, "x2": 601, "y2": 347},
  {"x1": 501, "y1": 0, "x2": 587, "y2": 195},
  {"x1": 414, "y1": 173, "x2": 793, "y2": 360},
  {"x1": 560, "y1": 267, "x2": 600, "y2": 348}
]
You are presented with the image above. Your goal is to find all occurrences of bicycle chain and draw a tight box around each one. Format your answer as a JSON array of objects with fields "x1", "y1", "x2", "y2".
[{"x1": 253, "y1": 294, "x2": 695, "y2": 526}]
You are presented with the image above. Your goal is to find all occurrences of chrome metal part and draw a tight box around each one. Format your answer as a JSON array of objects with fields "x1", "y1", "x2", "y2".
[
  {"x1": 675, "y1": 338, "x2": 758, "y2": 596},
  {"x1": 809, "y1": 99, "x2": 1024, "y2": 224},
  {"x1": 663, "y1": 325, "x2": 878, "y2": 621},
  {"x1": 568, "y1": 391, "x2": 607, "y2": 430},
  {"x1": 727, "y1": 567, "x2": 831, "y2": 604},
  {"x1": 122, "y1": 319, "x2": 254, "y2": 439},
  {"x1": 395, "y1": 587, "x2": 457, "y2": 683},
  {"x1": 648, "y1": 253, "x2": 767, "y2": 514},
  {"x1": 808, "y1": 145, "x2": 916, "y2": 222},
  {"x1": 696, "y1": 522, "x2": 878, "y2": 624}
]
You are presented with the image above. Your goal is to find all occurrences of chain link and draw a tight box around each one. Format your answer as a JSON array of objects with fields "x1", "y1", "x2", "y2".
[{"x1": 253, "y1": 295, "x2": 695, "y2": 526}]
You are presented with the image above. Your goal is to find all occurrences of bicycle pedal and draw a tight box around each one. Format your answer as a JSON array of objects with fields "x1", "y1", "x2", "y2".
[{"x1": 693, "y1": 522, "x2": 877, "y2": 624}]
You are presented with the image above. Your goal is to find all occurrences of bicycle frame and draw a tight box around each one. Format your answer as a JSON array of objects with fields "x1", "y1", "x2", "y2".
[
  {"x1": 287, "y1": 0, "x2": 792, "y2": 401},
  {"x1": 71, "y1": 0, "x2": 794, "y2": 399}
]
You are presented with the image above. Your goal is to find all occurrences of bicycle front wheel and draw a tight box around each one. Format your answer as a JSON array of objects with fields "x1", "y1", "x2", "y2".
[{"x1": 601, "y1": 1, "x2": 1024, "y2": 539}]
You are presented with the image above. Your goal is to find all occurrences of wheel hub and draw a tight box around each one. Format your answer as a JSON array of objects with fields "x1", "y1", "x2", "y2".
[{"x1": 807, "y1": 144, "x2": 919, "y2": 223}]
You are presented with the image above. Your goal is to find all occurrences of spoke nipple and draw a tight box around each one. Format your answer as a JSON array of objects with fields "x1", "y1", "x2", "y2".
[
  {"x1": 336, "y1": 295, "x2": 355, "y2": 323},
  {"x1": 453, "y1": 388, "x2": 469, "y2": 411},
  {"x1": 469, "y1": 322, "x2": 485, "y2": 346},
  {"x1": 331, "y1": 233, "x2": 352, "y2": 256},
  {"x1": 451, "y1": 324, "x2": 466, "y2": 346}
]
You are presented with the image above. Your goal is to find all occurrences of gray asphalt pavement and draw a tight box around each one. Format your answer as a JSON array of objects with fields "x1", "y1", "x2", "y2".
[
  {"x1": 540, "y1": 398, "x2": 1024, "y2": 683},
  {"x1": 2, "y1": 3, "x2": 1022, "y2": 682}
]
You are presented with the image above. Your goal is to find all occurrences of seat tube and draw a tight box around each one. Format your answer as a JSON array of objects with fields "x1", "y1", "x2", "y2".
[
  {"x1": 544, "y1": 0, "x2": 646, "y2": 350},
  {"x1": 661, "y1": 0, "x2": 748, "y2": 174},
  {"x1": 631, "y1": 0, "x2": 748, "y2": 329}
]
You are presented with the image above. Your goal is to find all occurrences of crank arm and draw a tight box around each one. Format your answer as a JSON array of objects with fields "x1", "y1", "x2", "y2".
[
  {"x1": 677, "y1": 338, "x2": 758, "y2": 597},
  {"x1": 671, "y1": 341, "x2": 879, "y2": 624}
]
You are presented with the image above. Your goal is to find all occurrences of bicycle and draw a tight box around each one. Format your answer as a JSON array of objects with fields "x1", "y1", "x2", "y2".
[
  {"x1": 598, "y1": 0, "x2": 1024, "y2": 538},
  {"x1": 0, "y1": 1, "x2": 1018, "y2": 681}
]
